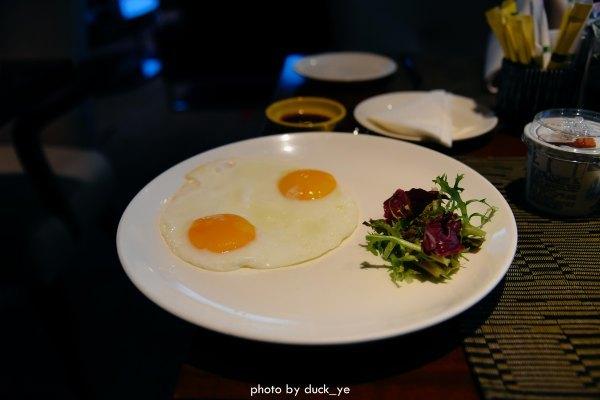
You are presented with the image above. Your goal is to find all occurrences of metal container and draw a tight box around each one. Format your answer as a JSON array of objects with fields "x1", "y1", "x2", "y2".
[{"x1": 522, "y1": 109, "x2": 600, "y2": 216}]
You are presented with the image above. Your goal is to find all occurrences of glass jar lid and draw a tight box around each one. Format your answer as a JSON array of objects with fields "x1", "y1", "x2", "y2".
[{"x1": 524, "y1": 109, "x2": 600, "y2": 159}]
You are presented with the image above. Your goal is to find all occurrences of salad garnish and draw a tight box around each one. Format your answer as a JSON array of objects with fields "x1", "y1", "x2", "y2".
[{"x1": 363, "y1": 174, "x2": 496, "y2": 285}]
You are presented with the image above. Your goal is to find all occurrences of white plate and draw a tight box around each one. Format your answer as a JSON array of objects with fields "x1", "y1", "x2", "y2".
[
  {"x1": 294, "y1": 52, "x2": 398, "y2": 82},
  {"x1": 354, "y1": 91, "x2": 498, "y2": 142},
  {"x1": 117, "y1": 133, "x2": 517, "y2": 345}
]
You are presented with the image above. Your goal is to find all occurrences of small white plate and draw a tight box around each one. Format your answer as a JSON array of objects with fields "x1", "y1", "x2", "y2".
[
  {"x1": 354, "y1": 91, "x2": 498, "y2": 142},
  {"x1": 294, "y1": 52, "x2": 398, "y2": 82},
  {"x1": 117, "y1": 133, "x2": 517, "y2": 345}
]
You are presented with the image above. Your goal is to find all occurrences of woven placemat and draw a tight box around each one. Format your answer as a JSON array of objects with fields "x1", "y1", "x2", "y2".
[{"x1": 460, "y1": 157, "x2": 600, "y2": 400}]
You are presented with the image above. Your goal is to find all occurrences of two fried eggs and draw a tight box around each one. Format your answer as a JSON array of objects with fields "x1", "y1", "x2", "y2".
[{"x1": 159, "y1": 159, "x2": 358, "y2": 271}]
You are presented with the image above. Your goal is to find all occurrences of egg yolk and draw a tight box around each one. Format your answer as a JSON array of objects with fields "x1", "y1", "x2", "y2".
[
  {"x1": 188, "y1": 214, "x2": 255, "y2": 253},
  {"x1": 278, "y1": 169, "x2": 337, "y2": 200}
]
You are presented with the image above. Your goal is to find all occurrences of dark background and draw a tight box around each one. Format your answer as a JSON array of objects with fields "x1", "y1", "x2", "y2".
[{"x1": 0, "y1": 0, "x2": 570, "y2": 399}]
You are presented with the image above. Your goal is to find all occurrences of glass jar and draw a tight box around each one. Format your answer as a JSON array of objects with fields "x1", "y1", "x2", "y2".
[{"x1": 522, "y1": 109, "x2": 600, "y2": 216}]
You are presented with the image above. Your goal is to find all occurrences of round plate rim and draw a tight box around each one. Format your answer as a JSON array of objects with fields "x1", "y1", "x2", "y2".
[
  {"x1": 293, "y1": 51, "x2": 398, "y2": 82},
  {"x1": 117, "y1": 132, "x2": 517, "y2": 345},
  {"x1": 354, "y1": 91, "x2": 499, "y2": 142}
]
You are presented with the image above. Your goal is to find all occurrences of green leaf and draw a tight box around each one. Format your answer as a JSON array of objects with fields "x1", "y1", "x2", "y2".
[
  {"x1": 433, "y1": 174, "x2": 497, "y2": 236},
  {"x1": 361, "y1": 173, "x2": 496, "y2": 287}
]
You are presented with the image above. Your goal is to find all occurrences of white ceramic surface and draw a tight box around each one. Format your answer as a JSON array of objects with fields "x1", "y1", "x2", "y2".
[
  {"x1": 354, "y1": 91, "x2": 498, "y2": 142},
  {"x1": 117, "y1": 132, "x2": 517, "y2": 345},
  {"x1": 294, "y1": 52, "x2": 398, "y2": 82}
]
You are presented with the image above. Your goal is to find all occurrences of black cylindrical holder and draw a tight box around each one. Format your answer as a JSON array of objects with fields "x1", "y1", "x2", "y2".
[{"x1": 496, "y1": 59, "x2": 583, "y2": 126}]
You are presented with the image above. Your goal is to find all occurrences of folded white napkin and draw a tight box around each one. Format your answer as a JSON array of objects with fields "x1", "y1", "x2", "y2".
[{"x1": 367, "y1": 90, "x2": 455, "y2": 147}]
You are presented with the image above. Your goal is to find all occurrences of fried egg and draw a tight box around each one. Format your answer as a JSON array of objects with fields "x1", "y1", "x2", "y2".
[{"x1": 159, "y1": 158, "x2": 358, "y2": 271}]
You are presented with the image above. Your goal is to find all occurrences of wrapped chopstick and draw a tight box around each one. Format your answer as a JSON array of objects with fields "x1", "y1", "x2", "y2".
[{"x1": 485, "y1": 0, "x2": 593, "y2": 70}]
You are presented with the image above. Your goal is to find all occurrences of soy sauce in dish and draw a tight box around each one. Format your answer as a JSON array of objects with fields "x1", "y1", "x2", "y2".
[{"x1": 281, "y1": 112, "x2": 331, "y2": 124}]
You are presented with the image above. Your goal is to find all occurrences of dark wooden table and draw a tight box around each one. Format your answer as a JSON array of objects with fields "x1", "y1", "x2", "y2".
[{"x1": 173, "y1": 55, "x2": 527, "y2": 400}]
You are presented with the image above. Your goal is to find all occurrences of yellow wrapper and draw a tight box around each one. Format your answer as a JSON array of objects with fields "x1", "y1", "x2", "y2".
[
  {"x1": 548, "y1": 1, "x2": 592, "y2": 69},
  {"x1": 500, "y1": 0, "x2": 519, "y2": 62},
  {"x1": 506, "y1": 16, "x2": 529, "y2": 64},
  {"x1": 501, "y1": 0, "x2": 517, "y2": 16},
  {"x1": 486, "y1": 7, "x2": 512, "y2": 60},
  {"x1": 517, "y1": 15, "x2": 535, "y2": 62},
  {"x1": 486, "y1": 6, "x2": 518, "y2": 62}
]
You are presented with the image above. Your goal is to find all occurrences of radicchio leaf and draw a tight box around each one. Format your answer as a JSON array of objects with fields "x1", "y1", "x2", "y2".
[
  {"x1": 383, "y1": 188, "x2": 439, "y2": 222},
  {"x1": 422, "y1": 213, "x2": 463, "y2": 257}
]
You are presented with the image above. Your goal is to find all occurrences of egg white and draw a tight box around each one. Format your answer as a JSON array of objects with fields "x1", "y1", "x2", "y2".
[{"x1": 159, "y1": 158, "x2": 358, "y2": 271}]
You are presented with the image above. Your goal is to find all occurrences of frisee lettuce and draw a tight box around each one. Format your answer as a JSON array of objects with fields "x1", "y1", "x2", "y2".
[{"x1": 362, "y1": 174, "x2": 497, "y2": 286}]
